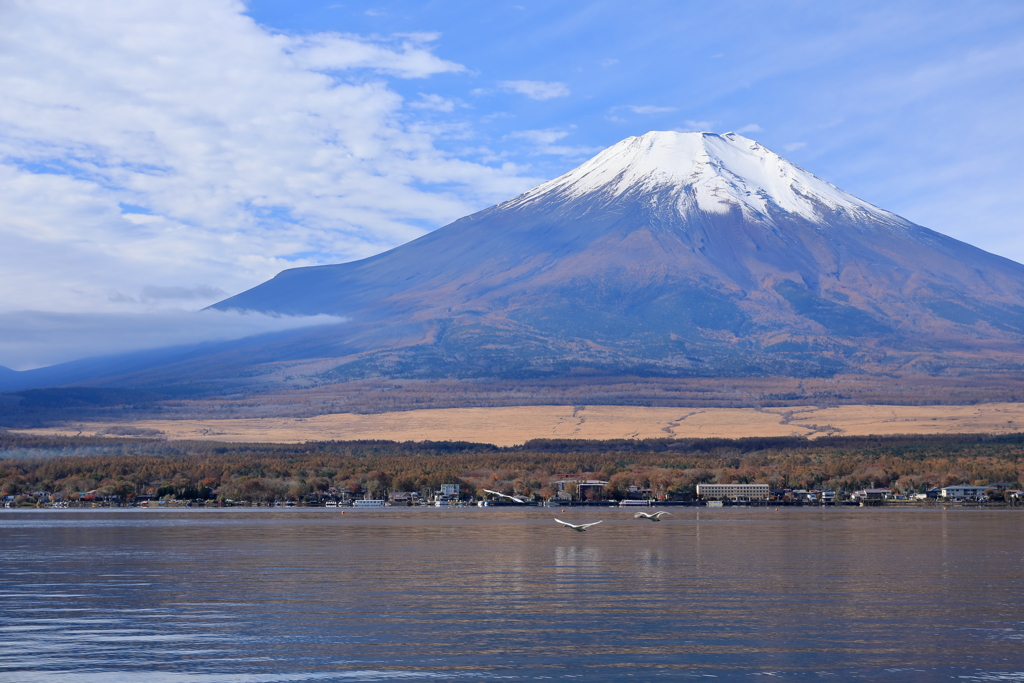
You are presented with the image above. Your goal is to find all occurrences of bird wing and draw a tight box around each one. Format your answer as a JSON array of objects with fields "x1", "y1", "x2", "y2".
[
  {"x1": 633, "y1": 511, "x2": 651, "y2": 518},
  {"x1": 579, "y1": 521, "x2": 603, "y2": 529},
  {"x1": 554, "y1": 518, "x2": 579, "y2": 529},
  {"x1": 484, "y1": 489, "x2": 512, "y2": 499},
  {"x1": 654, "y1": 511, "x2": 673, "y2": 518}
]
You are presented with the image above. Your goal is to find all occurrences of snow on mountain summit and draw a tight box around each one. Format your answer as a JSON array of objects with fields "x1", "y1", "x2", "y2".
[{"x1": 507, "y1": 131, "x2": 896, "y2": 225}]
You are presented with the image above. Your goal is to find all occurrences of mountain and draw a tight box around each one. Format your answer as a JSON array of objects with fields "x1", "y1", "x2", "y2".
[
  {"x1": 211, "y1": 131, "x2": 1024, "y2": 380},
  {"x1": 6, "y1": 130, "x2": 1024, "y2": 409}
]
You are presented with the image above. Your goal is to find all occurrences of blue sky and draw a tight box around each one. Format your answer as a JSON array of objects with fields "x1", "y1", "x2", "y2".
[
  {"x1": 246, "y1": 0, "x2": 1024, "y2": 248},
  {"x1": 1, "y1": 0, "x2": 1022, "y2": 368}
]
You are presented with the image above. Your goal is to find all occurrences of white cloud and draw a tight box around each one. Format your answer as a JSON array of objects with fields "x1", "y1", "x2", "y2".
[
  {"x1": 735, "y1": 124, "x2": 763, "y2": 134},
  {"x1": 0, "y1": 0, "x2": 535, "y2": 316},
  {"x1": 134, "y1": 285, "x2": 227, "y2": 303},
  {"x1": 498, "y1": 80, "x2": 571, "y2": 100},
  {"x1": 0, "y1": 309, "x2": 345, "y2": 371},
  {"x1": 676, "y1": 120, "x2": 714, "y2": 132},
  {"x1": 783, "y1": 142, "x2": 808, "y2": 152},
  {"x1": 288, "y1": 33, "x2": 465, "y2": 78},
  {"x1": 409, "y1": 93, "x2": 459, "y2": 112},
  {"x1": 510, "y1": 129, "x2": 571, "y2": 145},
  {"x1": 508, "y1": 128, "x2": 601, "y2": 158},
  {"x1": 600, "y1": 58, "x2": 619, "y2": 67},
  {"x1": 623, "y1": 105, "x2": 677, "y2": 114}
]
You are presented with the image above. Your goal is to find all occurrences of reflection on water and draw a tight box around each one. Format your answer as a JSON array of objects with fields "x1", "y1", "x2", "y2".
[{"x1": 2, "y1": 508, "x2": 1023, "y2": 681}]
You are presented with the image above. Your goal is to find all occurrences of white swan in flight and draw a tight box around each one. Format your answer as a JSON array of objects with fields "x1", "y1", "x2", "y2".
[
  {"x1": 484, "y1": 489, "x2": 527, "y2": 503},
  {"x1": 633, "y1": 511, "x2": 673, "y2": 521},
  {"x1": 554, "y1": 518, "x2": 603, "y2": 531}
]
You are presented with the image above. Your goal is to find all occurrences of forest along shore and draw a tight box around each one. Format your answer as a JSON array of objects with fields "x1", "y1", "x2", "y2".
[{"x1": 2, "y1": 432, "x2": 1021, "y2": 508}]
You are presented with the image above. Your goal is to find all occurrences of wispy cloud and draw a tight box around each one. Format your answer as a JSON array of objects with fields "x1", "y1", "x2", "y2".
[
  {"x1": 499, "y1": 80, "x2": 571, "y2": 100},
  {"x1": 0, "y1": 310, "x2": 345, "y2": 371},
  {"x1": 409, "y1": 93, "x2": 460, "y2": 112},
  {"x1": 677, "y1": 120, "x2": 714, "y2": 132},
  {"x1": 508, "y1": 128, "x2": 600, "y2": 157},
  {"x1": 111, "y1": 285, "x2": 229, "y2": 304},
  {"x1": 287, "y1": 33, "x2": 465, "y2": 79},
  {"x1": 510, "y1": 129, "x2": 571, "y2": 145},
  {"x1": 0, "y1": 0, "x2": 535, "y2": 314},
  {"x1": 783, "y1": 142, "x2": 807, "y2": 152},
  {"x1": 619, "y1": 105, "x2": 678, "y2": 115},
  {"x1": 735, "y1": 124, "x2": 763, "y2": 134}
]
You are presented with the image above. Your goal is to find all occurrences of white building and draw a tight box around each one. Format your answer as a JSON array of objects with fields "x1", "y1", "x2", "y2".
[
  {"x1": 940, "y1": 485, "x2": 991, "y2": 501},
  {"x1": 851, "y1": 488, "x2": 891, "y2": 501},
  {"x1": 440, "y1": 484, "x2": 460, "y2": 497},
  {"x1": 696, "y1": 483, "x2": 770, "y2": 501}
]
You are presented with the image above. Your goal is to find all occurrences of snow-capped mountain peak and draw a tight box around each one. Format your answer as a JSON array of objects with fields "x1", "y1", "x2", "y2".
[
  {"x1": 506, "y1": 131, "x2": 894, "y2": 224},
  {"x1": 200, "y1": 127, "x2": 1024, "y2": 390}
]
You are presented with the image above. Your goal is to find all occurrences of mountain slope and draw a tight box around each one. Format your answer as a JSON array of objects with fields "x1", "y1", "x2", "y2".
[{"x1": 211, "y1": 131, "x2": 1024, "y2": 380}]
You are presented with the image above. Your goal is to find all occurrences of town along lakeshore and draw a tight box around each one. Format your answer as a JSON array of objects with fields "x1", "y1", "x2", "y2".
[{"x1": 2, "y1": 432, "x2": 1023, "y2": 509}]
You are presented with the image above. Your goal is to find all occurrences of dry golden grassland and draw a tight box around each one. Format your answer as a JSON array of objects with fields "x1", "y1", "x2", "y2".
[{"x1": 13, "y1": 402, "x2": 1024, "y2": 446}]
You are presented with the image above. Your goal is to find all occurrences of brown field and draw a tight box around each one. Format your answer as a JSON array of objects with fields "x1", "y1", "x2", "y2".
[{"x1": 12, "y1": 402, "x2": 1024, "y2": 446}]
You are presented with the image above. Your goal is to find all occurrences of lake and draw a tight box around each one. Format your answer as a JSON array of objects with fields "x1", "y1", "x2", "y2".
[{"x1": 1, "y1": 507, "x2": 1022, "y2": 681}]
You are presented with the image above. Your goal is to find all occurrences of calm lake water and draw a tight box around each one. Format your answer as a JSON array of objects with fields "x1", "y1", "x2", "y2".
[{"x1": 1, "y1": 507, "x2": 1022, "y2": 682}]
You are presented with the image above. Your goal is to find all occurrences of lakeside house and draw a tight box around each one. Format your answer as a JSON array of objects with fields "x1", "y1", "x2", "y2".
[
  {"x1": 785, "y1": 489, "x2": 837, "y2": 503},
  {"x1": 554, "y1": 478, "x2": 609, "y2": 502},
  {"x1": 388, "y1": 491, "x2": 420, "y2": 505},
  {"x1": 851, "y1": 488, "x2": 892, "y2": 501}
]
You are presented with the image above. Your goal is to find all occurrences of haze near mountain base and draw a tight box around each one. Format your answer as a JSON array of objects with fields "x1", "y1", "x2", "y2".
[{"x1": 213, "y1": 131, "x2": 1024, "y2": 383}]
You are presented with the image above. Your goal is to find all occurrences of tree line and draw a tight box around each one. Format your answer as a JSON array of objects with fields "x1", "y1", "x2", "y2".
[{"x1": 1, "y1": 431, "x2": 1022, "y2": 504}]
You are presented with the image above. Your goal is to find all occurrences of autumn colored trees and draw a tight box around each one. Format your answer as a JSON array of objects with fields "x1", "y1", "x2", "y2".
[{"x1": 1, "y1": 432, "x2": 1022, "y2": 504}]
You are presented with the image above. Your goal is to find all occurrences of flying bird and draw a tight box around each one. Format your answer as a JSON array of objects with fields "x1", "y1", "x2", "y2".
[
  {"x1": 633, "y1": 511, "x2": 673, "y2": 521},
  {"x1": 484, "y1": 489, "x2": 527, "y2": 503},
  {"x1": 554, "y1": 518, "x2": 603, "y2": 531}
]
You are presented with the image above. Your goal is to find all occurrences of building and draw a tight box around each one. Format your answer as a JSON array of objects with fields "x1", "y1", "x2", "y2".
[
  {"x1": 940, "y1": 485, "x2": 991, "y2": 501},
  {"x1": 790, "y1": 489, "x2": 837, "y2": 504},
  {"x1": 388, "y1": 491, "x2": 420, "y2": 505},
  {"x1": 625, "y1": 485, "x2": 653, "y2": 500},
  {"x1": 695, "y1": 483, "x2": 770, "y2": 501},
  {"x1": 851, "y1": 488, "x2": 891, "y2": 501},
  {"x1": 913, "y1": 487, "x2": 943, "y2": 500},
  {"x1": 554, "y1": 479, "x2": 609, "y2": 501},
  {"x1": 433, "y1": 483, "x2": 461, "y2": 505}
]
